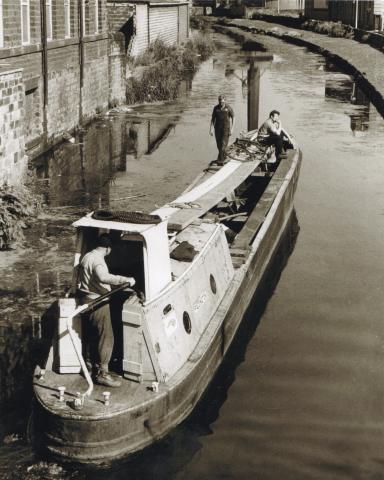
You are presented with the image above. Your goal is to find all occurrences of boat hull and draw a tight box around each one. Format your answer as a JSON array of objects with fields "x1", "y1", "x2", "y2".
[{"x1": 32, "y1": 149, "x2": 302, "y2": 464}]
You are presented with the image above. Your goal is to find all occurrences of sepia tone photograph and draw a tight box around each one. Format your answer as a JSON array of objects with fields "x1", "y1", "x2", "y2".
[{"x1": 1, "y1": 0, "x2": 384, "y2": 478}]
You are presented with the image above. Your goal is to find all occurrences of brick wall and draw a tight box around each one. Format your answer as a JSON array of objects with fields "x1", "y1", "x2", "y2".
[
  {"x1": 0, "y1": 0, "x2": 130, "y2": 186},
  {"x1": 107, "y1": 3, "x2": 135, "y2": 32},
  {"x1": 1, "y1": 0, "x2": 41, "y2": 48},
  {"x1": 3, "y1": 52, "x2": 44, "y2": 146},
  {"x1": 2, "y1": 0, "x2": 23, "y2": 48},
  {"x1": 47, "y1": 45, "x2": 80, "y2": 138},
  {"x1": 82, "y1": 39, "x2": 110, "y2": 119},
  {"x1": 109, "y1": 32, "x2": 126, "y2": 106},
  {"x1": 0, "y1": 67, "x2": 27, "y2": 185}
]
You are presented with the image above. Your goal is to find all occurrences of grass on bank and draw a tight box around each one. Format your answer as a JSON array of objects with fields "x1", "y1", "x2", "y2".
[
  {"x1": 302, "y1": 19, "x2": 354, "y2": 38},
  {"x1": 0, "y1": 185, "x2": 41, "y2": 250},
  {"x1": 126, "y1": 34, "x2": 214, "y2": 104}
]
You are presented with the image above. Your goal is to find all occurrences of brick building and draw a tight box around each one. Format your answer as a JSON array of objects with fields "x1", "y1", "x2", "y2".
[
  {"x1": 256, "y1": 0, "x2": 304, "y2": 12},
  {"x1": 305, "y1": 0, "x2": 384, "y2": 30},
  {"x1": 0, "y1": 0, "x2": 190, "y2": 185},
  {"x1": 0, "y1": 0, "x2": 126, "y2": 185},
  {"x1": 107, "y1": 0, "x2": 190, "y2": 57}
]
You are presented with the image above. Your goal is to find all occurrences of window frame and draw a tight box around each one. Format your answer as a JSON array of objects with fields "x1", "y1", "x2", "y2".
[
  {"x1": 82, "y1": 0, "x2": 86, "y2": 36},
  {"x1": 64, "y1": 0, "x2": 71, "y2": 38},
  {"x1": 0, "y1": 0, "x2": 3, "y2": 48},
  {"x1": 21, "y1": 0, "x2": 31, "y2": 46},
  {"x1": 45, "y1": 0, "x2": 52, "y2": 41},
  {"x1": 95, "y1": 0, "x2": 99, "y2": 33}
]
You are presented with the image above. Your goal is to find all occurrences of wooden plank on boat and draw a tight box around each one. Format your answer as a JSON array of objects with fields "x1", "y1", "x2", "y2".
[
  {"x1": 230, "y1": 176, "x2": 282, "y2": 252},
  {"x1": 273, "y1": 151, "x2": 295, "y2": 178},
  {"x1": 231, "y1": 256, "x2": 246, "y2": 269},
  {"x1": 168, "y1": 159, "x2": 260, "y2": 231}
]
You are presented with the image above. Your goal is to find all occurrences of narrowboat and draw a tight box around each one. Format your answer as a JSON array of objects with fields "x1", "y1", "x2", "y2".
[{"x1": 31, "y1": 130, "x2": 302, "y2": 464}]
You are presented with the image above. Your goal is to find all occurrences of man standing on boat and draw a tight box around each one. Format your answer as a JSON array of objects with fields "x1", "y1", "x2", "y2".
[
  {"x1": 210, "y1": 94, "x2": 235, "y2": 165},
  {"x1": 77, "y1": 234, "x2": 135, "y2": 388},
  {"x1": 257, "y1": 110, "x2": 292, "y2": 160}
]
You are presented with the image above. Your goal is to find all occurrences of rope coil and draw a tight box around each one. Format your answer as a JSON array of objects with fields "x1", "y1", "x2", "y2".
[{"x1": 92, "y1": 210, "x2": 162, "y2": 224}]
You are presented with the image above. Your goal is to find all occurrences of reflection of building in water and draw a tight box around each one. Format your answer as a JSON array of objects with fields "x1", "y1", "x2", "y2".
[
  {"x1": 324, "y1": 74, "x2": 370, "y2": 134},
  {"x1": 125, "y1": 116, "x2": 179, "y2": 162},
  {"x1": 350, "y1": 83, "x2": 370, "y2": 134},
  {"x1": 33, "y1": 110, "x2": 182, "y2": 206},
  {"x1": 178, "y1": 77, "x2": 193, "y2": 98},
  {"x1": 325, "y1": 74, "x2": 354, "y2": 102},
  {"x1": 34, "y1": 122, "x2": 118, "y2": 208}
]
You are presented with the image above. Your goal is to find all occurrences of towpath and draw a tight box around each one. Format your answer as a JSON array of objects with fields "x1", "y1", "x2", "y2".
[{"x1": 204, "y1": 16, "x2": 384, "y2": 113}]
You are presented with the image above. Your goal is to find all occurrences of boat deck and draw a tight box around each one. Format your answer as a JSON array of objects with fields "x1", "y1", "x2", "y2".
[
  {"x1": 170, "y1": 222, "x2": 217, "y2": 278},
  {"x1": 33, "y1": 370, "x2": 159, "y2": 418},
  {"x1": 168, "y1": 158, "x2": 261, "y2": 231}
]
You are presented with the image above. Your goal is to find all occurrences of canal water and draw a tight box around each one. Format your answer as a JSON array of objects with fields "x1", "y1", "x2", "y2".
[{"x1": 1, "y1": 30, "x2": 384, "y2": 479}]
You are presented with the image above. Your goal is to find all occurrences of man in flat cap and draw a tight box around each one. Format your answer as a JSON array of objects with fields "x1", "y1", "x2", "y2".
[
  {"x1": 77, "y1": 233, "x2": 135, "y2": 388},
  {"x1": 210, "y1": 94, "x2": 235, "y2": 165}
]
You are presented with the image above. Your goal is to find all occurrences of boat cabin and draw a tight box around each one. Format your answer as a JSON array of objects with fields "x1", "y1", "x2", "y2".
[{"x1": 71, "y1": 215, "x2": 172, "y2": 301}]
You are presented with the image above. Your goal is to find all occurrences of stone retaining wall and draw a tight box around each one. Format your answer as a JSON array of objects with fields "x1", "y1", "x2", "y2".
[{"x1": 0, "y1": 68, "x2": 27, "y2": 186}]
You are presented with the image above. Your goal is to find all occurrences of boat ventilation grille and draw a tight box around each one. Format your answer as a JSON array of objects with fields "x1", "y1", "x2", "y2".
[
  {"x1": 183, "y1": 312, "x2": 192, "y2": 334},
  {"x1": 210, "y1": 274, "x2": 217, "y2": 294}
]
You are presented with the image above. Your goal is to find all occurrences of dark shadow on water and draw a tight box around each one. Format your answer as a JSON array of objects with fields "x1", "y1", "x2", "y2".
[{"x1": 64, "y1": 210, "x2": 300, "y2": 480}]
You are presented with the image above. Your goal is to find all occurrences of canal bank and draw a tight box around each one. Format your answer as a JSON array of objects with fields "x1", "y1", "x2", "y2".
[{"x1": 198, "y1": 15, "x2": 384, "y2": 116}]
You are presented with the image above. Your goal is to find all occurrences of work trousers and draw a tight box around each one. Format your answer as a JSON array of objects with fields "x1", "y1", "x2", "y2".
[
  {"x1": 215, "y1": 127, "x2": 230, "y2": 163},
  {"x1": 259, "y1": 132, "x2": 285, "y2": 158},
  {"x1": 79, "y1": 296, "x2": 114, "y2": 373}
]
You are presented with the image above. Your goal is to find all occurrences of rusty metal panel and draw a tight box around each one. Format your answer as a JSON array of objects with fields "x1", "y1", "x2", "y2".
[{"x1": 149, "y1": 6, "x2": 178, "y2": 46}]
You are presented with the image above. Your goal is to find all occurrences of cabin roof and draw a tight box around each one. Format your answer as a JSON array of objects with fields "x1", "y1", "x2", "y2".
[{"x1": 72, "y1": 214, "x2": 163, "y2": 233}]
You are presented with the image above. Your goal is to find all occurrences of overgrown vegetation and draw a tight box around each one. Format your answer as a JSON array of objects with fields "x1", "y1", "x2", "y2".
[
  {"x1": 0, "y1": 185, "x2": 41, "y2": 250},
  {"x1": 302, "y1": 19, "x2": 354, "y2": 38},
  {"x1": 126, "y1": 34, "x2": 214, "y2": 104}
]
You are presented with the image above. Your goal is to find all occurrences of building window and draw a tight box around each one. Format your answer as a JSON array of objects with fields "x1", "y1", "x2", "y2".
[
  {"x1": 46, "y1": 0, "x2": 52, "y2": 41},
  {"x1": 64, "y1": 0, "x2": 71, "y2": 38},
  {"x1": 0, "y1": 0, "x2": 3, "y2": 48},
  {"x1": 21, "y1": 0, "x2": 30, "y2": 45}
]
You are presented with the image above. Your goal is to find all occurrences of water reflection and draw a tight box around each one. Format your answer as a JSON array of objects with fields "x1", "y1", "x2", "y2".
[
  {"x1": 324, "y1": 72, "x2": 370, "y2": 134},
  {"x1": 33, "y1": 114, "x2": 184, "y2": 209}
]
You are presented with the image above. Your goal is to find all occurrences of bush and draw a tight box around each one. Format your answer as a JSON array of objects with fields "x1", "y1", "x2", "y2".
[
  {"x1": 0, "y1": 185, "x2": 41, "y2": 250},
  {"x1": 302, "y1": 19, "x2": 354, "y2": 39},
  {"x1": 134, "y1": 39, "x2": 178, "y2": 67},
  {"x1": 188, "y1": 33, "x2": 214, "y2": 60},
  {"x1": 127, "y1": 34, "x2": 214, "y2": 104}
]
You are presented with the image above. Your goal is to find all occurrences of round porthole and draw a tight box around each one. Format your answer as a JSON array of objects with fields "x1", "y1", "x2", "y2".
[
  {"x1": 183, "y1": 312, "x2": 192, "y2": 334},
  {"x1": 210, "y1": 274, "x2": 217, "y2": 294}
]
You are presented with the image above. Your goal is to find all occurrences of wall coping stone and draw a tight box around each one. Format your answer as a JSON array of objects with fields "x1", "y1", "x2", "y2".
[{"x1": 0, "y1": 65, "x2": 23, "y2": 76}]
